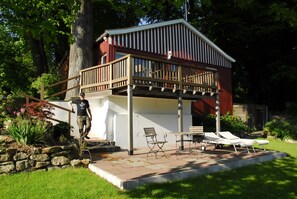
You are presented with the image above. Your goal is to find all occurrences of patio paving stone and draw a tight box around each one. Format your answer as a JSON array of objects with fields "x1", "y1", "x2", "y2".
[{"x1": 88, "y1": 144, "x2": 287, "y2": 190}]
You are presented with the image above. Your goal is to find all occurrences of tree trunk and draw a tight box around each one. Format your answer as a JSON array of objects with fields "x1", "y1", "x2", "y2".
[
  {"x1": 65, "y1": 0, "x2": 93, "y2": 100},
  {"x1": 29, "y1": 35, "x2": 48, "y2": 76}
]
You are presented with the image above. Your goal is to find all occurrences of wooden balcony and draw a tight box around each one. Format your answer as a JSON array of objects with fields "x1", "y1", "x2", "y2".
[{"x1": 80, "y1": 54, "x2": 218, "y2": 100}]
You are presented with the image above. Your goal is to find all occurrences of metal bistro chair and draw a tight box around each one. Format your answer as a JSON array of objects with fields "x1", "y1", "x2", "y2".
[{"x1": 143, "y1": 127, "x2": 167, "y2": 158}]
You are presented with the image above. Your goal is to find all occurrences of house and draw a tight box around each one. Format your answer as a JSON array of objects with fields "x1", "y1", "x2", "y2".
[{"x1": 54, "y1": 19, "x2": 235, "y2": 154}]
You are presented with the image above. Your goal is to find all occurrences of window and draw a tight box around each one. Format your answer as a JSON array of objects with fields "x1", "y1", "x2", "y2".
[
  {"x1": 115, "y1": 52, "x2": 127, "y2": 59},
  {"x1": 101, "y1": 54, "x2": 107, "y2": 64}
]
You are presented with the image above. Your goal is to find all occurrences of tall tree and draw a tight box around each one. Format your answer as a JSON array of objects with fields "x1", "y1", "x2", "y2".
[
  {"x1": 0, "y1": 25, "x2": 34, "y2": 95},
  {"x1": 66, "y1": 0, "x2": 93, "y2": 99},
  {"x1": 188, "y1": 0, "x2": 297, "y2": 111},
  {"x1": 65, "y1": 0, "x2": 145, "y2": 99},
  {"x1": 0, "y1": 0, "x2": 79, "y2": 77},
  {"x1": 140, "y1": 0, "x2": 184, "y2": 23}
]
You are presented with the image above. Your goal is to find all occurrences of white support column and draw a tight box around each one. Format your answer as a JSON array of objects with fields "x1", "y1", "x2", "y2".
[
  {"x1": 178, "y1": 92, "x2": 184, "y2": 150},
  {"x1": 215, "y1": 92, "x2": 221, "y2": 134},
  {"x1": 127, "y1": 84, "x2": 133, "y2": 155},
  {"x1": 127, "y1": 55, "x2": 133, "y2": 155},
  {"x1": 215, "y1": 70, "x2": 221, "y2": 135}
]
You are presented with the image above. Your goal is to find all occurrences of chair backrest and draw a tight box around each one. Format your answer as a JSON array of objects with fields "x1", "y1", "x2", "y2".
[
  {"x1": 189, "y1": 126, "x2": 204, "y2": 135},
  {"x1": 144, "y1": 127, "x2": 156, "y2": 136},
  {"x1": 144, "y1": 127, "x2": 157, "y2": 142},
  {"x1": 204, "y1": 132, "x2": 220, "y2": 141},
  {"x1": 219, "y1": 131, "x2": 239, "y2": 140}
]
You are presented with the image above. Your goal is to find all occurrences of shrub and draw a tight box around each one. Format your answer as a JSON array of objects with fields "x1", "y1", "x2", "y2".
[
  {"x1": 22, "y1": 101, "x2": 54, "y2": 120},
  {"x1": 264, "y1": 116, "x2": 297, "y2": 140},
  {"x1": 53, "y1": 121, "x2": 72, "y2": 139},
  {"x1": 3, "y1": 100, "x2": 55, "y2": 145},
  {"x1": 7, "y1": 119, "x2": 49, "y2": 145},
  {"x1": 220, "y1": 113, "x2": 252, "y2": 135},
  {"x1": 202, "y1": 113, "x2": 252, "y2": 136},
  {"x1": 0, "y1": 97, "x2": 22, "y2": 127}
]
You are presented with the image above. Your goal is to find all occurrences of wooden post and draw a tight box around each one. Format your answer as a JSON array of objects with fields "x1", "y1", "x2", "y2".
[
  {"x1": 109, "y1": 63, "x2": 113, "y2": 89},
  {"x1": 40, "y1": 82, "x2": 44, "y2": 100},
  {"x1": 127, "y1": 55, "x2": 134, "y2": 155},
  {"x1": 26, "y1": 96, "x2": 29, "y2": 104},
  {"x1": 68, "y1": 111, "x2": 72, "y2": 136},
  {"x1": 79, "y1": 71, "x2": 82, "y2": 93},
  {"x1": 178, "y1": 92, "x2": 184, "y2": 150}
]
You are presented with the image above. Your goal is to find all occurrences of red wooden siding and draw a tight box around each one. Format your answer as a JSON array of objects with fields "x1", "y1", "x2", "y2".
[
  {"x1": 108, "y1": 23, "x2": 232, "y2": 68},
  {"x1": 192, "y1": 67, "x2": 232, "y2": 116},
  {"x1": 97, "y1": 19, "x2": 235, "y2": 68},
  {"x1": 96, "y1": 19, "x2": 235, "y2": 116}
]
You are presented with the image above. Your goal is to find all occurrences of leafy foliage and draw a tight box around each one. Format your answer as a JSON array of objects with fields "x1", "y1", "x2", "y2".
[
  {"x1": 0, "y1": 97, "x2": 24, "y2": 127},
  {"x1": 31, "y1": 73, "x2": 61, "y2": 100},
  {"x1": 202, "y1": 113, "x2": 252, "y2": 136},
  {"x1": 3, "y1": 100, "x2": 56, "y2": 145},
  {"x1": 139, "y1": 0, "x2": 184, "y2": 23},
  {"x1": 188, "y1": 0, "x2": 297, "y2": 111},
  {"x1": 22, "y1": 101, "x2": 54, "y2": 120},
  {"x1": 0, "y1": 0, "x2": 80, "y2": 86},
  {"x1": 264, "y1": 116, "x2": 297, "y2": 140},
  {"x1": 0, "y1": 25, "x2": 34, "y2": 96},
  {"x1": 7, "y1": 118, "x2": 49, "y2": 145}
]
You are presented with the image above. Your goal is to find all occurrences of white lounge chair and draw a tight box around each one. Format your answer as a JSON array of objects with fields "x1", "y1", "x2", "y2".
[
  {"x1": 219, "y1": 131, "x2": 269, "y2": 151},
  {"x1": 203, "y1": 132, "x2": 243, "y2": 153}
]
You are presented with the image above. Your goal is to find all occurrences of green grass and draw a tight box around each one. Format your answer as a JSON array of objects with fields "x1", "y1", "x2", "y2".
[
  {"x1": 0, "y1": 167, "x2": 127, "y2": 199},
  {"x1": 1, "y1": 138, "x2": 297, "y2": 199}
]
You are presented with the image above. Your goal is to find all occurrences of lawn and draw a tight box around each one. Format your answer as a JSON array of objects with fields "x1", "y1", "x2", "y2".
[{"x1": 1, "y1": 138, "x2": 297, "y2": 199}]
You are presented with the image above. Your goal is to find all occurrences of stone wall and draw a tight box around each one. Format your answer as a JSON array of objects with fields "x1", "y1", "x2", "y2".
[
  {"x1": 233, "y1": 103, "x2": 268, "y2": 130},
  {"x1": 0, "y1": 135, "x2": 90, "y2": 174}
]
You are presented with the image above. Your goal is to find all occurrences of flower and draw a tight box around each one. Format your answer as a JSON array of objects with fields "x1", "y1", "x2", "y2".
[{"x1": 20, "y1": 108, "x2": 25, "y2": 113}]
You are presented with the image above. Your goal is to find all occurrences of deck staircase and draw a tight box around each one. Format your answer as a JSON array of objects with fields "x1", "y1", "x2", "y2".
[{"x1": 84, "y1": 139, "x2": 121, "y2": 153}]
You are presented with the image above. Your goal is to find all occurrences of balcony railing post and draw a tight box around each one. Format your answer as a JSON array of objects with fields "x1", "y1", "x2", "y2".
[
  {"x1": 127, "y1": 55, "x2": 132, "y2": 85},
  {"x1": 79, "y1": 71, "x2": 82, "y2": 93},
  {"x1": 109, "y1": 63, "x2": 112, "y2": 88},
  {"x1": 215, "y1": 70, "x2": 219, "y2": 93},
  {"x1": 178, "y1": 65, "x2": 182, "y2": 90}
]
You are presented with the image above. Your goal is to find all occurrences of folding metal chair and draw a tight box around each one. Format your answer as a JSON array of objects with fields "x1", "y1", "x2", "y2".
[{"x1": 143, "y1": 127, "x2": 167, "y2": 158}]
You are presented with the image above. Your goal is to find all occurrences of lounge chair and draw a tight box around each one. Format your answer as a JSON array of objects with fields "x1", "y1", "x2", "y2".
[
  {"x1": 218, "y1": 131, "x2": 269, "y2": 151},
  {"x1": 203, "y1": 132, "x2": 243, "y2": 153}
]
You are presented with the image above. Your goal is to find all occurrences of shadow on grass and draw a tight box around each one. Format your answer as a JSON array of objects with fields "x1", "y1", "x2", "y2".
[{"x1": 123, "y1": 156, "x2": 297, "y2": 199}]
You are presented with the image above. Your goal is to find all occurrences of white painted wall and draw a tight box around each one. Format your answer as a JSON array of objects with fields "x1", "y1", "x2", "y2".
[
  {"x1": 113, "y1": 114, "x2": 192, "y2": 149},
  {"x1": 50, "y1": 96, "x2": 193, "y2": 149}
]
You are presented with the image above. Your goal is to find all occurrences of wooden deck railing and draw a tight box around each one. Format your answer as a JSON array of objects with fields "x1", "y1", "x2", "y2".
[
  {"x1": 23, "y1": 75, "x2": 80, "y2": 128},
  {"x1": 80, "y1": 54, "x2": 218, "y2": 96}
]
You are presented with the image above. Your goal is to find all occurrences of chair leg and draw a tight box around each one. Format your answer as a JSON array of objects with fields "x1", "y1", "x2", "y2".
[
  {"x1": 252, "y1": 146, "x2": 255, "y2": 153},
  {"x1": 246, "y1": 147, "x2": 250, "y2": 153},
  {"x1": 232, "y1": 145, "x2": 238, "y2": 153},
  {"x1": 147, "y1": 142, "x2": 166, "y2": 158},
  {"x1": 147, "y1": 143, "x2": 157, "y2": 157},
  {"x1": 158, "y1": 143, "x2": 166, "y2": 156}
]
